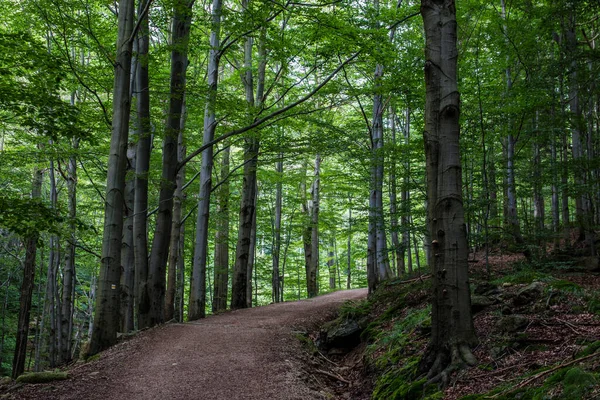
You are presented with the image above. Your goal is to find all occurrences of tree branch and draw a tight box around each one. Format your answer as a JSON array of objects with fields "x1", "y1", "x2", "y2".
[{"x1": 179, "y1": 51, "x2": 361, "y2": 171}]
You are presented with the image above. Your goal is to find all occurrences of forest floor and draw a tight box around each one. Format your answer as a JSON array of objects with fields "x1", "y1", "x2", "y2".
[
  {"x1": 2, "y1": 288, "x2": 367, "y2": 400},
  {"x1": 302, "y1": 250, "x2": 600, "y2": 399}
]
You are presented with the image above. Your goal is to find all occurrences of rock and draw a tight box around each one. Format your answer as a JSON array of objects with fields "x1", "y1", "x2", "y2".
[
  {"x1": 496, "y1": 315, "x2": 529, "y2": 333},
  {"x1": 318, "y1": 318, "x2": 362, "y2": 351},
  {"x1": 474, "y1": 282, "x2": 502, "y2": 296},
  {"x1": 513, "y1": 282, "x2": 544, "y2": 307},
  {"x1": 471, "y1": 295, "x2": 495, "y2": 313}
]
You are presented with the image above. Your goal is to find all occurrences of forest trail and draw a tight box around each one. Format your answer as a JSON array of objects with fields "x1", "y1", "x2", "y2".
[{"x1": 11, "y1": 289, "x2": 367, "y2": 400}]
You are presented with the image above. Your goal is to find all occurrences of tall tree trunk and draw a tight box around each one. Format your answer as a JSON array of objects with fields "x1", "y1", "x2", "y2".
[
  {"x1": 246, "y1": 188, "x2": 258, "y2": 308},
  {"x1": 88, "y1": 0, "x2": 134, "y2": 356},
  {"x1": 566, "y1": 10, "x2": 594, "y2": 253},
  {"x1": 176, "y1": 220, "x2": 186, "y2": 322},
  {"x1": 212, "y1": 144, "x2": 230, "y2": 313},
  {"x1": 147, "y1": 0, "x2": 193, "y2": 326},
  {"x1": 60, "y1": 138, "x2": 78, "y2": 363},
  {"x1": 419, "y1": 0, "x2": 477, "y2": 384},
  {"x1": 120, "y1": 143, "x2": 135, "y2": 333},
  {"x1": 46, "y1": 161, "x2": 59, "y2": 368},
  {"x1": 272, "y1": 154, "x2": 283, "y2": 303},
  {"x1": 302, "y1": 166, "x2": 312, "y2": 295},
  {"x1": 346, "y1": 200, "x2": 352, "y2": 289},
  {"x1": 12, "y1": 167, "x2": 42, "y2": 378},
  {"x1": 328, "y1": 237, "x2": 336, "y2": 289},
  {"x1": 402, "y1": 108, "x2": 413, "y2": 274},
  {"x1": 372, "y1": 74, "x2": 391, "y2": 281},
  {"x1": 501, "y1": 0, "x2": 527, "y2": 258},
  {"x1": 389, "y1": 108, "x2": 402, "y2": 276},
  {"x1": 166, "y1": 126, "x2": 187, "y2": 321},
  {"x1": 532, "y1": 120, "x2": 545, "y2": 251},
  {"x1": 189, "y1": 0, "x2": 222, "y2": 320},
  {"x1": 134, "y1": 0, "x2": 153, "y2": 330},
  {"x1": 306, "y1": 154, "x2": 321, "y2": 298},
  {"x1": 231, "y1": 22, "x2": 267, "y2": 310}
]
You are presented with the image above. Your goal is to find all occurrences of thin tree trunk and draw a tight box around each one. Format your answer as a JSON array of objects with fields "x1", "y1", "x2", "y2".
[
  {"x1": 155, "y1": 0, "x2": 193, "y2": 324},
  {"x1": 347, "y1": 201, "x2": 352, "y2": 289},
  {"x1": 246, "y1": 188, "x2": 258, "y2": 308},
  {"x1": 305, "y1": 154, "x2": 321, "y2": 298},
  {"x1": 403, "y1": 108, "x2": 412, "y2": 274},
  {"x1": 212, "y1": 144, "x2": 230, "y2": 313},
  {"x1": 189, "y1": 0, "x2": 222, "y2": 320},
  {"x1": 146, "y1": 0, "x2": 193, "y2": 326},
  {"x1": 133, "y1": 0, "x2": 153, "y2": 330},
  {"x1": 302, "y1": 163, "x2": 312, "y2": 296},
  {"x1": 501, "y1": 0, "x2": 527, "y2": 258},
  {"x1": 231, "y1": 22, "x2": 267, "y2": 310},
  {"x1": 166, "y1": 127, "x2": 187, "y2": 321},
  {"x1": 88, "y1": 0, "x2": 134, "y2": 355},
  {"x1": 60, "y1": 137, "x2": 79, "y2": 363},
  {"x1": 120, "y1": 142, "x2": 135, "y2": 333},
  {"x1": 328, "y1": 237, "x2": 335, "y2": 289},
  {"x1": 47, "y1": 161, "x2": 59, "y2": 368},
  {"x1": 12, "y1": 167, "x2": 42, "y2": 378},
  {"x1": 272, "y1": 154, "x2": 283, "y2": 303},
  {"x1": 389, "y1": 108, "x2": 402, "y2": 276}
]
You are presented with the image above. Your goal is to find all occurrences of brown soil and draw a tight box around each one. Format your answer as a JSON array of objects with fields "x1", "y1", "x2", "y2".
[{"x1": 6, "y1": 289, "x2": 367, "y2": 400}]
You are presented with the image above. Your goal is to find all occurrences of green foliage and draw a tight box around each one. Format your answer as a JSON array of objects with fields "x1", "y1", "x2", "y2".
[
  {"x1": 547, "y1": 280, "x2": 583, "y2": 296},
  {"x1": 369, "y1": 306, "x2": 430, "y2": 369},
  {"x1": 461, "y1": 364, "x2": 600, "y2": 400},
  {"x1": 338, "y1": 299, "x2": 371, "y2": 320},
  {"x1": 0, "y1": 196, "x2": 62, "y2": 237}
]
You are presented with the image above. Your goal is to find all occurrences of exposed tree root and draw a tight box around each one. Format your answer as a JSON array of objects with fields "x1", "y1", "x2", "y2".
[{"x1": 421, "y1": 344, "x2": 476, "y2": 388}]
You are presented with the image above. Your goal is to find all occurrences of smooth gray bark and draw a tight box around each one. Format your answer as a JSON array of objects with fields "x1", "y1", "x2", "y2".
[
  {"x1": 60, "y1": 137, "x2": 78, "y2": 362},
  {"x1": 306, "y1": 154, "x2": 321, "y2": 298},
  {"x1": 272, "y1": 154, "x2": 283, "y2": 302},
  {"x1": 89, "y1": 0, "x2": 134, "y2": 356},
  {"x1": 134, "y1": 0, "x2": 152, "y2": 330},
  {"x1": 189, "y1": 0, "x2": 222, "y2": 320}
]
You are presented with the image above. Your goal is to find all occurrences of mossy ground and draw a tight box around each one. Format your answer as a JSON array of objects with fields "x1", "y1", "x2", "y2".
[{"x1": 330, "y1": 252, "x2": 600, "y2": 399}]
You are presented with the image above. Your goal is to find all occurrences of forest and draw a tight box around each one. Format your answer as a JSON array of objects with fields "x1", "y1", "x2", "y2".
[{"x1": 1, "y1": 0, "x2": 600, "y2": 396}]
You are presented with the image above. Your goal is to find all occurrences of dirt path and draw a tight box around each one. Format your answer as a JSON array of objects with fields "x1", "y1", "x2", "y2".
[{"x1": 10, "y1": 289, "x2": 367, "y2": 400}]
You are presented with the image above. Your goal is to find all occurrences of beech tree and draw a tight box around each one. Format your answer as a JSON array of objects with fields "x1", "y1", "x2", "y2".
[
  {"x1": 88, "y1": 0, "x2": 135, "y2": 356},
  {"x1": 418, "y1": 0, "x2": 477, "y2": 385}
]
